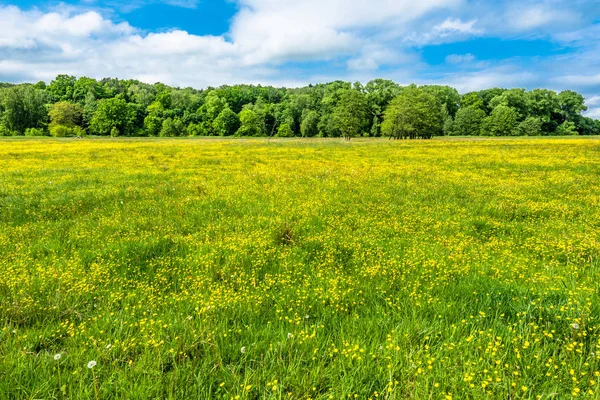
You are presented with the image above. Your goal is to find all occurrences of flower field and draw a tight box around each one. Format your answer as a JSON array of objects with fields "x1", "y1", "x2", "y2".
[{"x1": 1, "y1": 137, "x2": 600, "y2": 399}]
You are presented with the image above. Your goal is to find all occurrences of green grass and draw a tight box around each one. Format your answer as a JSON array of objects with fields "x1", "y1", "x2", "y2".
[{"x1": 1, "y1": 137, "x2": 600, "y2": 399}]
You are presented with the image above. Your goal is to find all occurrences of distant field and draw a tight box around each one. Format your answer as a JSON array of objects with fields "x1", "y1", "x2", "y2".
[{"x1": 1, "y1": 137, "x2": 600, "y2": 399}]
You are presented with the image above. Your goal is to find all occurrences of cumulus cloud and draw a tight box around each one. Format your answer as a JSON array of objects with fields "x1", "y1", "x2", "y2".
[
  {"x1": 0, "y1": 6, "x2": 132, "y2": 50},
  {"x1": 0, "y1": 1, "x2": 461, "y2": 86},
  {"x1": 0, "y1": 0, "x2": 599, "y2": 103},
  {"x1": 229, "y1": 0, "x2": 461, "y2": 64},
  {"x1": 0, "y1": 0, "x2": 461, "y2": 86}
]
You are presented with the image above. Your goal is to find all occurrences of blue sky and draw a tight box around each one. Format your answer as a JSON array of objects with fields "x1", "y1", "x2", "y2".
[{"x1": 0, "y1": 0, "x2": 599, "y2": 116}]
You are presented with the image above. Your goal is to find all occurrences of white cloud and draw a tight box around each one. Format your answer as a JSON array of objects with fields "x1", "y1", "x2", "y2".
[
  {"x1": 433, "y1": 18, "x2": 480, "y2": 35},
  {"x1": 585, "y1": 107, "x2": 600, "y2": 119},
  {"x1": 0, "y1": 0, "x2": 599, "y2": 99},
  {"x1": 437, "y1": 68, "x2": 537, "y2": 93},
  {"x1": 552, "y1": 74, "x2": 600, "y2": 86},
  {"x1": 0, "y1": 6, "x2": 132, "y2": 50},
  {"x1": 229, "y1": 0, "x2": 461, "y2": 64},
  {"x1": 0, "y1": 1, "x2": 460, "y2": 86},
  {"x1": 506, "y1": 5, "x2": 577, "y2": 31},
  {"x1": 585, "y1": 95, "x2": 600, "y2": 107},
  {"x1": 445, "y1": 53, "x2": 475, "y2": 64},
  {"x1": 403, "y1": 17, "x2": 482, "y2": 45},
  {"x1": 347, "y1": 45, "x2": 417, "y2": 71}
]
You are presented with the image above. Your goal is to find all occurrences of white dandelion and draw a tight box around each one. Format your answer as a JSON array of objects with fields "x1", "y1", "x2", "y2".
[
  {"x1": 241, "y1": 346, "x2": 246, "y2": 354},
  {"x1": 54, "y1": 353, "x2": 61, "y2": 361},
  {"x1": 572, "y1": 323, "x2": 580, "y2": 330},
  {"x1": 87, "y1": 360, "x2": 97, "y2": 369},
  {"x1": 287, "y1": 333, "x2": 293, "y2": 339}
]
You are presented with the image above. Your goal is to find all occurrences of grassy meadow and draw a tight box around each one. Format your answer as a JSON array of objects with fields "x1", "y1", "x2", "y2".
[{"x1": 1, "y1": 137, "x2": 600, "y2": 399}]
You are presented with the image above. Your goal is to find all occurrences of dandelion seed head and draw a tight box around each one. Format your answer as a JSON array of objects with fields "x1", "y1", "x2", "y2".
[{"x1": 87, "y1": 360, "x2": 97, "y2": 369}]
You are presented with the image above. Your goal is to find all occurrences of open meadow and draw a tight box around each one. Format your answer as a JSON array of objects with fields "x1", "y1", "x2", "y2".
[{"x1": 1, "y1": 137, "x2": 600, "y2": 399}]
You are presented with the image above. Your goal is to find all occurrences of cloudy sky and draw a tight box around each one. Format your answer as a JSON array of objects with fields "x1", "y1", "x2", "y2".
[{"x1": 0, "y1": 0, "x2": 599, "y2": 115}]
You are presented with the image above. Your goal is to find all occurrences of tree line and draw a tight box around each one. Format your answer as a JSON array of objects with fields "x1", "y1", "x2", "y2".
[{"x1": 0, "y1": 75, "x2": 598, "y2": 139}]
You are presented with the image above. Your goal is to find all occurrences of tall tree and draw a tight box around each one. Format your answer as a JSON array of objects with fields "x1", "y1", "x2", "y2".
[
  {"x1": 516, "y1": 116, "x2": 543, "y2": 136},
  {"x1": 382, "y1": 85, "x2": 442, "y2": 140},
  {"x1": 422, "y1": 85, "x2": 461, "y2": 118},
  {"x1": 558, "y1": 90, "x2": 587, "y2": 130},
  {"x1": 213, "y1": 107, "x2": 240, "y2": 136},
  {"x1": 236, "y1": 109, "x2": 262, "y2": 136},
  {"x1": 528, "y1": 89, "x2": 560, "y2": 134},
  {"x1": 461, "y1": 92, "x2": 485, "y2": 111},
  {"x1": 48, "y1": 75, "x2": 76, "y2": 102},
  {"x1": 300, "y1": 110, "x2": 319, "y2": 137},
  {"x1": 48, "y1": 101, "x2": 84, "y2": 137},
  {"x1": 332, "y1": 90, "x2": 370, "y2": 140},
  {"x1": 489, "y1": 89, "x2": 530, "y2": 121},
  {"x1": 453, "y1": 107, "x2": 486, "y2": 136},
  {"x1": 481, "y1": 105, "x2": 518, "y2": 136},
  {"x1": 90, "y1": 97, "x2": 130, "y2": 136},
  {"x1": 1, "y1": 85, "x2": 49, "y2": 134}
]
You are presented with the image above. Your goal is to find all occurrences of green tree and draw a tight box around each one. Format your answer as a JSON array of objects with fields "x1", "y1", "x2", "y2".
[
  {"x1": 1, "y1": 85, "x2": 49, "y2": 134},
  {"x1": 49, "y1": 101, "x2": 84, "y2": 137},
  {"x1": 453, "y1": 107, "x2": 486, "y2": 136},
  {"x1": 480, "y1": 105, "x2": 518, "y2": 136},
  {"x1": 516, "y1": 116, "x2": 543, "y2": 136},
  {"x1": 128, "y1": 84, "x2": 155, "y2": 109},
  {"x1": 477, "y1": 88, "x2": 506, "y2": 113},
  {"x1": 381, "y1": 85, "x2": 442, "y2": 140},
  {"x1": 198, "y1": 91, "x2": 228, "y2": 135},
  {"x1": 276, "y1": 123, "x2": 294, "y2": 137},
  {"x1": 422, "y1": 85, "x2": 461, "y2": 118},
  {"x1": 528, "y1": 89, "x2": 560, "y2": 134},
  {"x1": 364, "y1": 79, "x2": 402, "y2": 136},
  {"x1": 83, "y1": 91, "x2": 98, "y2": 128},
  {"x1": 364, "y1": 79, "x2": 401, "y2": 113},
  {"x1": 160, "y1": 117, "x2": 185, "y2": 137},
  {"x1": 332, "y1": 90, "x2": 370, "y2": 140},
  {"x1": 212, "y1": 107, "x2": 240, "y2": 137},
  {"x1": 579, "y1": 117, "x2": 600, "y2": 135},
  {"x1": 236, "y1": 109, "x2": 262, "y2": 136},
  {"x1": 48, "y1": 75, "x2": 76, "y2": 102},
  {"x1": 555, "y1": 120, "x2": 578, "y2": 136},
  {"x1": 460, "y1": 92, "x2": 485, "y2": 111},
  {"x1": 144, "y1": 115, "x2": 163, "y2": 136},
  {"x1": 24, "y1": 127, "x2": 45, "y2": 136},
  {"x1": 89, "y1": 98, "x2": 129, "y2": 135},
  {"x1": 443, "y1": 116, "x2": 454, "y2": 136},
  {"x1": 156, "y1": 90, "x2": 172, "y2": 109},
  {"x1": 186, "y1": 123, "x2": 205, "y2": 136},
  {"x1": 300, "y1": 110, "x2": 319, "y2": 137},
  {"x1": 49, "y1": 101, "x2": 83, "y2": 128},
  {"x1": 72, "y1": 77, "x2": 101, "y2": 104},
  {"x1": 489, "y1": 89, "x2": 530, "y2": 121},
  {"x1": 558, "y1": 90, "x2": 587, "y2": 129}
]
